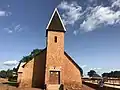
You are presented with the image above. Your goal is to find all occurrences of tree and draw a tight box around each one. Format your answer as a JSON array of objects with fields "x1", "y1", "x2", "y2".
[
  {"x1": 21, "y1": 56, "x2": 32, "y2": 62},
  {"x1": 6, "y1": 69, "x2": 13, "y2": 78},
  {"x1": 102, "y1": 73, "x2": 109, "y2": 77},
  {"x1": 102, "y1": 71, "x2": 120, "y2": 78},
  {"x1": 13, "y1": 67, "x2": 17, "y2": 72},
  {"x1": 31, "y1": 49, "x2": 41, "y2": 57},
  {"x1": 0, "y1": 70, "x2": 7, "y2": 78},
  {"x1": 20, "y1": 49, "x2": 42, "y2": 63},
  {"x1": 88, "y1": 70, "x2": 96, "y2": 77}
]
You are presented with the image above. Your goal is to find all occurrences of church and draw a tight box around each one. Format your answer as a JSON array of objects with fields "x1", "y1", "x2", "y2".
[{"x1": 17, "y1": 8, "x2": 82, "y2": 90}]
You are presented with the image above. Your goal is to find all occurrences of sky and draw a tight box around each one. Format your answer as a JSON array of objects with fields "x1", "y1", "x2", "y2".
[{"x1": 0, "y1": 0, "x2": 120, "y2": 76}]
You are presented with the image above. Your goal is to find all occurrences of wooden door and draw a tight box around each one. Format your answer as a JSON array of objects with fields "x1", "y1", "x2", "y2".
[{"x1": 49, "y1": 71, "x2": 60, "y2": 84}]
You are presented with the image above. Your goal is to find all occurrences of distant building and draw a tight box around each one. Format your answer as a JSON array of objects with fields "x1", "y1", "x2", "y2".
[
  {"x1": 12, "y1": 71, "x2": 17, "y2": 77},
  {"x1": 17, "y1": 8, "x2": 82, "y2": 90}
]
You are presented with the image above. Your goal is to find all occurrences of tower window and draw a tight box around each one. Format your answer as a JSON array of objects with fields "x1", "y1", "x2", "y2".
[{"x1": 55, "y1": 36, "x2": 57, "y2": 43}]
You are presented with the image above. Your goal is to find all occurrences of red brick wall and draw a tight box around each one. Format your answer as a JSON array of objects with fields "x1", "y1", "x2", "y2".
[
  {"x1": 45, "y1": 31, "x2": 65, "y2": 84},
  {"x1": 19, "y1": 59, "x2": 34, "y2": 88},
  {"x1": 45, "y1": 31, "x2": 82, "y2": 90},
  {"x1": 63, "y1": 54, "x2": 82, "y2": 89},
  {"x1": 32, "y1": 50, "x2": 46, "y2": 88},
  {"x1": 19, "y1": 30, "x2": 82, "y2": 89},
  {"x1": 17, "y1": 72, "x2": 22, "y2": 83}
]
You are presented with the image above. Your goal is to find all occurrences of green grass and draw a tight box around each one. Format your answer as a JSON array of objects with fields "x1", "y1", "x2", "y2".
[{"x1": 3, "y1": 81, "x2": 19, "y2": 87}]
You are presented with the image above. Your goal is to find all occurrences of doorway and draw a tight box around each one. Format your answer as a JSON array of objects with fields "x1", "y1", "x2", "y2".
[{"x1": 49, "y1": 71, "x2": 60, "y2": 84}]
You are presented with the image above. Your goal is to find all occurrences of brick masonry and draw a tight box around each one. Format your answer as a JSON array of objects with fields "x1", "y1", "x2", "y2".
[
  {"x1": 19, "y1": 59, "x2": 34, "y2": 88},
  {"x1": 18, "y1": 8, "x2": 82, "y2": 90}
]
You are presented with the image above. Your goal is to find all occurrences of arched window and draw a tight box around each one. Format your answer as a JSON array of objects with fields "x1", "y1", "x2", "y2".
[{"x1": 55, "y1": 36, "x2": 57, "y2": 43}]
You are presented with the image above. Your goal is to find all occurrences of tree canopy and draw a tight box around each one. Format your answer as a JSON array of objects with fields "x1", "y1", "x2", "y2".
[
  {"x1": 88, "y1": 70, "x2": 100, "y2": 77},
  {"x1": 102, "y1": 71, "x2": 120, "y2": 78},
  {"x1": 20, "y1": 49, "x2": 42, "y2": 63},
  {"x1": 0, "y1": 68, "x2": 16, "y2": 79}
]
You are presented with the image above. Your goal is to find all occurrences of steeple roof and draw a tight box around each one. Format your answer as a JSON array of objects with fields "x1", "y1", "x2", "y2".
[{"x1": 46, "y1": 8, "x2": 66, "y2": 32}]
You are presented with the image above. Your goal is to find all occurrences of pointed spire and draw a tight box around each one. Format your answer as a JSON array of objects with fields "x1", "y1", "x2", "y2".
[{"x1": 46, "y1": 8, "x2": 66, "y2": 32}]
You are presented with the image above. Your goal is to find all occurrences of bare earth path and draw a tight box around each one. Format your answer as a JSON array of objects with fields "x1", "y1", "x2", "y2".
[
  {"x1": 0, "y1": 83, "x2": 95, "y2": 90},
  {"x1": 0, "y1": 84, "x2": 42, "y2": 90},
  {"x1": 82, "y1": 84, "x2": 95, "y2": 90}
]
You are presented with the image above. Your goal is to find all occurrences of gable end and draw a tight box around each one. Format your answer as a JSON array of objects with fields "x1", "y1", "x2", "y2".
[{"x1": 64, "y1": 51, "x2": 82, "y2": 73}]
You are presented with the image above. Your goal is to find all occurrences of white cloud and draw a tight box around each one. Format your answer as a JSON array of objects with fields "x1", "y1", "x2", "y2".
[
  {"x1": 3, "y1": 60, "x2": 18, "y2": 66},
  {"x1": 81, "y1": 65, "x2": 87, "y2": 68},
  {"x1": 0, "y1": 11, "x2": 6, "y2": 16},
  {"x1": 80, "y1": 6, "x2": 120, "y2": 31},
  {"x1": 8, "y1": 30, "x2": 13, "y2": 33},
  {"x1": 3, "y1": 23, "x2": 23, "y2": 34},
  {"x1": 93, "y1": 68, "x2": 102, "y2": 70},
  {"x1": 14, "y1": 24, "x2": 23, "y2": 32},
  {"x1": 0, "y1": 11, "x2": 12, "y2": 16},
  {"x1": 73, "y1": 30, "x2": 79, "y2": 35},
  {"x1": 58, "y1": 1, "x2": 120, "y2": 33},
  {"x1": 7, "y1": 5, "x2": 10, "y2": 8},
  {"x1": 112, "y1": 0, "x2": 120, "y2": 8},
  {"x1": 58, "y1": 1, "x2": 83, "y2": 25}
]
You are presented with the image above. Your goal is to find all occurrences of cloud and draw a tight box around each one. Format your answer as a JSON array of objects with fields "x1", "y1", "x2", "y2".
[
  {"x1": 0, "y1": 11, "x2": 12, "y2": 16},
  {"x1": 80, "y1": 6, "x2": 120, "y2": 31},
  {"x1": 58, "y1": 0, "x2": 120, "y2": 33},
  {"x1": 58, "y1": 1, "x2": 83, "y2": 25},
  {"x1": 14, "y1": 24, "x2": 23, "y2": 32},
  {"x1": 93, "y1": 68, "x2": 102, "y2": 70},
  {"x1": 3, "y1": 23, "x2": 23, "y2": 34},
  {"x1": 112, "y1": 0, "x2": 120, "y2": 8},
  {"x1": 0, "y1": 4, "x2": 12, "y2": 17},
  {"x1": 8, "y1": 30, "x2": 13, "y2": 33},
  {"x1": 0, "y1": 11, "x2": 6, "y2": 16},
  {"x1": 7, "y1": 5, "x2": 10, "y2": 8},
  {"x1": 81, "y1": 65, "x2": 87, "y2": 68},
  {"x1": 3, "y1": 60, "x2": 18, "y2": 66},
  {"x1": 73, "y1": 30, "x2": 79, "y2": 35}
]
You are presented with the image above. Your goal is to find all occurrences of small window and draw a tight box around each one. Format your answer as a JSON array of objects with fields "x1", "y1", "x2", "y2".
[{"x1": 55, "y1": 36, "x2": 57, "y2": 43}]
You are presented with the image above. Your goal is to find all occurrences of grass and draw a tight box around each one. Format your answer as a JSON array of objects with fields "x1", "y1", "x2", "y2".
[{"x1": 3, "y1": 81, "x2": 19, "y2": 87}]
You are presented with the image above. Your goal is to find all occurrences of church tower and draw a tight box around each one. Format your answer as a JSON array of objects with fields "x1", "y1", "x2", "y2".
[
  {"x1": 45, "y1": 8, "x2": 66, "y2": 85},
  {"x1": 46, "y1": 8, "x2": 66, "y2": 50}
]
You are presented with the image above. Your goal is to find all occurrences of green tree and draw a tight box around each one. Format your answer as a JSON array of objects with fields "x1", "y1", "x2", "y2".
[
  {"x1": 0, "y1": 70, "x2": 7, "y2": 78},
  {"x1": 6, "y1": 69, "x2": 13, "y2": 78},
  {"x1": 31, "y1": 49, "x2": 41, "y2": 57},
  {"x1": 102, "y1": 73, "x2": 108, "y2": 77},
  {"x1": 88, "y1": 70, "x2": 96, "y2": 77},
  {"x1": 102, "y1": 71, "x2": 120, "y2": 78},
  {"x1": 20, "y1": 49, "x2": 42, "y2": 63},
  {"x1": 21, "y1": 56, "x2": 31, "y2": 62}
]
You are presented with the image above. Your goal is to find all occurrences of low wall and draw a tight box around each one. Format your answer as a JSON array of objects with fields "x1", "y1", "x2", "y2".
[{"x1": 83, "y1": 81, "x2": 120, "y2": 90}]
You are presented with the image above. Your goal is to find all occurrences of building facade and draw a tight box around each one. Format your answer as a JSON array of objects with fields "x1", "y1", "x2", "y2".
[{"x1": 18, "y1": 8, "x2": 82, "y2": 90}]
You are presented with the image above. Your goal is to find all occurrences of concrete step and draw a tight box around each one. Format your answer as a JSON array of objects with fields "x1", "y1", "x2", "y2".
[{"x1": 47, "y1": 84, "x2": 60, "y2": 90}]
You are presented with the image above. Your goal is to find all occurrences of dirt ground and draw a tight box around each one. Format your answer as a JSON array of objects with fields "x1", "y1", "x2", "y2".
[
  {"x1": 0, "y1": 84, "x2": 42, "y2": 90},
  {"x1": 0, "y1": 78, "x2": 94, "y2": 90},
  {"x1": 82, "y1": 84, "x2": 95, "y2": 90},
  {"x1": 0, "y1": 78, "x2": 8, "y2": 83},
  {"x1": 0, "y1": 84, "x2": 95, "y2": 90}
]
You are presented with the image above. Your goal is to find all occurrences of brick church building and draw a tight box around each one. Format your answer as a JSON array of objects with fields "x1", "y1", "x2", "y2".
[{"x1": 17, "y1": 8, "x2": 82, "y2": 90}]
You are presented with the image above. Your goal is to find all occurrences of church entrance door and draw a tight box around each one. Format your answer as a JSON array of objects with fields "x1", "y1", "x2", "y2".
[{"x1": 49, "y1": 71, "x2": 60, "y2": 84}]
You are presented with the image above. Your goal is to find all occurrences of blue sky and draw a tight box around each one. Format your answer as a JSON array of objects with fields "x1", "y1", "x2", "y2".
[{"x1": 0, "y1": 0, "x2": 120, "y2": 76}]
